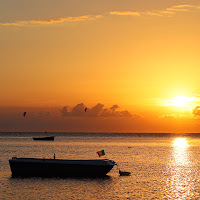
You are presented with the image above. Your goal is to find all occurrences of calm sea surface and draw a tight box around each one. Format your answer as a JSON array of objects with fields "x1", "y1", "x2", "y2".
[{"x1": 1, "y1": 132, "x2": 200, "y2": 199}]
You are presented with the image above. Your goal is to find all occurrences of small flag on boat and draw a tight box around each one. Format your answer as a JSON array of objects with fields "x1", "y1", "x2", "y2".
[
  {"x1": 23, "y1": 112, "x2": 26, "y2": 117},
  {"x1": 97, "y1": 150, "x2": 105, "y2": 157}
]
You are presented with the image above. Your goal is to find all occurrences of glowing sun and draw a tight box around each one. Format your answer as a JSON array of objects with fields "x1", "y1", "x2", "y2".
[{"x1": 167, "y1": 96, "x2": 196, "y2": 107}]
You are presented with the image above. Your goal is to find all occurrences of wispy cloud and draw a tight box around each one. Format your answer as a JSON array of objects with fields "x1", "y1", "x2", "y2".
[
  {"x1": 167, "y1": 4, "x2": 197, "y2": 11},
  {"x1": 0, "y1": 15, "x2": 102, "y2": 26},
  {"x1": 159, "y1": 113, "x2": 193, "y2": 119},
  {"x1": 109, "y1": 4, "x2": 200, "y2": 18},
  {"x1": 1, "y1": 4, "x2": 200, "y2": 26},
  {"x1": 110, "y1": 11, "x2": 141, "y2": 16},
  {"x1": 159, "y1": 114, "x2": 177, "y2": 119}
]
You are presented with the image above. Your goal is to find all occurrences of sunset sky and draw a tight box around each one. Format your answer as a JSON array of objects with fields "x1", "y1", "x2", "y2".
[{"x1": 1, "y1": 0, "x2": 200, "y2": 132}]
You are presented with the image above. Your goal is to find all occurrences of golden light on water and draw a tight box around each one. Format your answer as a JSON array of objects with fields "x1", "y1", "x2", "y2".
[
  {"x1": 173, "y1": 138, "x2": 188, "y2": 148},
  {"x1": 172, "y1": 138, "x2": 189, "y2": 166},
  {"x1": 166, "y1": 138, "x2": 194, "y2": 199}
]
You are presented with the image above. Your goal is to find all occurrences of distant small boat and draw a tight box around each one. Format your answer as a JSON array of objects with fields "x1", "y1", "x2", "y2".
[
  {"x1": 9, "y1": 157, "x2": 116, "y2": 177},
  {"x1": 33, "y1": 136, "x2": 54, "y2": 141},
  {"x1": 119, "y1": 170, "x2": 131, "y2": 176}
]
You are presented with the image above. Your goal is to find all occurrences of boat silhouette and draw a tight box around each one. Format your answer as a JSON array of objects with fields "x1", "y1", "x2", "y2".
[
  {"x1": 9, "y1": 157, "x2": 116, "y2": 177},
  {"x1": 33, "y1": 136, "x2": 54, "y2": 141}
]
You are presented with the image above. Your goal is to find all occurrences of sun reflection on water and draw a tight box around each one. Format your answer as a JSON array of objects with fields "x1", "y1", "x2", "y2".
[
  {"x1": 165, "y1": 138, "x2": 194, "y2": 199},
  {"x1": 173, "y1": 138, "x2": 188, "y2": 148},
  {"x1": 172, "y1": 138, "x2": 189, "y2": 166}
]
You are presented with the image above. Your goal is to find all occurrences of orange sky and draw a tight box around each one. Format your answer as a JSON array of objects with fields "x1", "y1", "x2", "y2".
[{"x1": 1, "y1": 0, "x2": 200, "y2": 132}]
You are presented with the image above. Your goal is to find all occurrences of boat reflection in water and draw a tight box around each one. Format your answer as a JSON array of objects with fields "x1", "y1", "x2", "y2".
[{"x1": 165, "y1": 138, "x2": 195, "y2": 199}]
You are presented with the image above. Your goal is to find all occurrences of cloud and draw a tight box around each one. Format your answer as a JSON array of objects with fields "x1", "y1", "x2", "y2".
[
  {"x1": 110, "y1": 105, "x2": 119, "y2": 112},
  {"x1": 110, "y1": 11, "x2": 141, "y2": 16},
  {"x1": 61, "y1": 106, "x2": 68, "y2": 116},
  {"x1": 193, "y1": 106, "x2": 200, "y2": 117},
  {"x1": 159, "y1": 113, "x2": 193, "y2": 119},
  {"x1": 1, "y1": 4, "x2": 200, "y2": 26},
  {"x1": 61, "y1": 103, "x2": 90, "y2": 117},
  {"x1": 167, "y1": 5, "x2": 197, "y2": 11},
  {"x1": 0, "y1": 15, "x2": 103, "y2": 26},
  {"x1": 109, "y1": 4, "x2": 200, "y2": 18},
  {"x1": 159, "y1": 114, "x2": 177, "y2": 119},
  {"x1": 61, "y1": 103, "x2": 134, "y2": 118}
]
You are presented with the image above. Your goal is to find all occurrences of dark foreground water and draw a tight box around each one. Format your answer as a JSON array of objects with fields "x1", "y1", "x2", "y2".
[{"x1": 1, "y1": 132, "x2": 200, "y2": 199}]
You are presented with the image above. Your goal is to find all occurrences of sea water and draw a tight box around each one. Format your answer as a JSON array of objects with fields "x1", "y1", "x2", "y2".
[{"x1": 1, "y1": 132, "x2": 200, "y2": 199}]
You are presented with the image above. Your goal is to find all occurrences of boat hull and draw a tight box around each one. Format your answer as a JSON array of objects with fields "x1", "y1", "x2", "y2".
[
  {"x1": 33, "y1": 136, "x2": 54, "y2": 141},
  {"x1": 9, "y1": 158, "x2": 115, "y2": 177}
]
